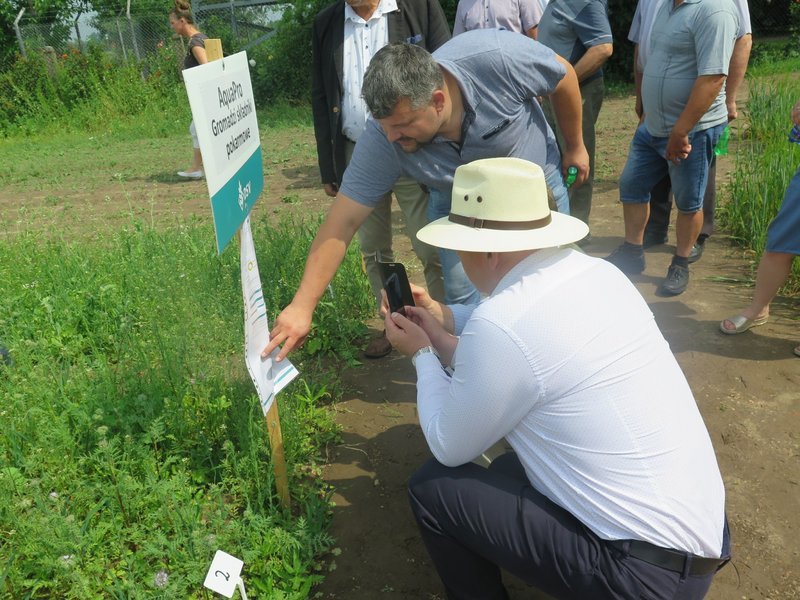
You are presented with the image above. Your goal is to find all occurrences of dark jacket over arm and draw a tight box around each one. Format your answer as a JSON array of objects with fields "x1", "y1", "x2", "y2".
[{"x1": 311, "y1": 0, "x2": 451, "y2": 185}]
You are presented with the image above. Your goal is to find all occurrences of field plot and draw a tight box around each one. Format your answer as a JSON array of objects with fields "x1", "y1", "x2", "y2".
[{"x1": 1, "y1": 91, "x2": 798, "y2": 599}]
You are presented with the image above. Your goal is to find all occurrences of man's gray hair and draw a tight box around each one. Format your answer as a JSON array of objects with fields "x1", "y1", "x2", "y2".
[{"x1": 362, "y1": 43, "x2": 444, "y2": 119}]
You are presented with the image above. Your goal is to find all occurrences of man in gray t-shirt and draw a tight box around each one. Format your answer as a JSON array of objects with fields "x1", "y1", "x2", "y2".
[
  {"x1": 262, "y1": 29, "x2": 588, "y2": 360},
  {"x1": 605, "y1": 0, "x2": 738, "y2": 297},
  {"x1": 631, "y1": 0, "x2": 752, "y2": 256}
]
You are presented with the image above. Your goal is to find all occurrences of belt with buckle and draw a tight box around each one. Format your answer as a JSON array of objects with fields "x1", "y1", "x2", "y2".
[{"x1": 609, "y1": 539, "x2": 727, "y2": 576}]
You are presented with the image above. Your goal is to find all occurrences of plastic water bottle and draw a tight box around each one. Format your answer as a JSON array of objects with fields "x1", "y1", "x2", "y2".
[
  {"x1": 714, "y1": 126, "x2": 730, "y2": 156},
  {"x1": 565, "y1": 166, "x2": 578, "y2": 187},
  {"x1": 789, "y1": 124, "x2": 800, "y2": 145}
]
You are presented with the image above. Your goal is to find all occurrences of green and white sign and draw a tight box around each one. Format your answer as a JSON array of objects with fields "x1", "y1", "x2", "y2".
[{"x1": 182, "y1": 51, "x2": 264, "y2": 253}]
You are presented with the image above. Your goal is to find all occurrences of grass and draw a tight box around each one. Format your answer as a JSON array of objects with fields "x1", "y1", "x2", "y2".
[
  {"x1": 747, "y1": 37, "x2": 800, "y2": 78},
  {"x1": 0, "y1": 205, "x2": 373, "y2": 597},
  {"x1": 0, "y1": 53, "x2": 378, "y2": 596},
  {"x1": 721, "y1": 78, "x2": 800, "y2": 295}
]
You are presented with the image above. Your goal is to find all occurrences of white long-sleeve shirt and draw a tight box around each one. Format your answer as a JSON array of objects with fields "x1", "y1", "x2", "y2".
[{"x1": 414, "y1": 248, "x2": 725, "y2": 558}]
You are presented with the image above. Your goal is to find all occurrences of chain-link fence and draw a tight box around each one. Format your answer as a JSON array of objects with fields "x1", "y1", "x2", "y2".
[
  {"x1": 15, "y1": 0, "x2": 796, "y2": 64},
  {"x1": 15, "y1": 2, "x2": 286, "y2": 64}
]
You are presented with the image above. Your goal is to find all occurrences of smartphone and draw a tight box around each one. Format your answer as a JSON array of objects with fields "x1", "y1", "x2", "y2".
[{"x1": 378, "y1": 261, "x2": 415, "y2": 315}]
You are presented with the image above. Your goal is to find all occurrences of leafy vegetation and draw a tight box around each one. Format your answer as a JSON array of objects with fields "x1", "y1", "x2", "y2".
[
  {"x1": 0, "y1": 39, "x2": 187, "y2": 137},
  {"x1": 0, "y1": 213, "x2": 374, "y2": 597},
  {"x1": 748, "y1": 37, "x2": 800, "y2": 77}
]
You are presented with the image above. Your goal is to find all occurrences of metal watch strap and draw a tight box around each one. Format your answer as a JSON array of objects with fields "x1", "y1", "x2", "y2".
[{"x1": 412, "y1": 345, "x2": 438, "y2": 367}]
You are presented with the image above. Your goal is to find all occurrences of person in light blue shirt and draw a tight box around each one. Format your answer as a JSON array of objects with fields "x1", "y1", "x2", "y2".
[
  {"x1": 452, "y1": 0, "x2": 542, "y2": 39},
  {"x1": 261, "y1": 29, "x2": 588, "y2": 361},
  {"x1": 342, "y1": 30, "x2": 588, "y2": 304}
]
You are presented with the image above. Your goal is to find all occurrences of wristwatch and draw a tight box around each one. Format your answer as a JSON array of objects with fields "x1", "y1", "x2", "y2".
[{"x1": 412, "y1": 345, "x2": 439, "y2": 368}]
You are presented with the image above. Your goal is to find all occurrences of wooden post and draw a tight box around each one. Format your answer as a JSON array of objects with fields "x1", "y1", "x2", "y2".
[
  {"x1": 41, "y1": 46, "x2": 57, "y2": 79},
  {"x1": 205, "y1": 38, "x2": 223, "y2": 62},
  {"x1": 265, "y1": 401, "x2": 291, "y2": 509},
  {"x1": 220, "y1": 42, "x2": 289, "y2": 510}
]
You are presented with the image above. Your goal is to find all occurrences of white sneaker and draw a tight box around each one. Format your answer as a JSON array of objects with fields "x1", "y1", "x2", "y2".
[{"x1": 177, "y1": 169, "x2": 204, "y2": 179}]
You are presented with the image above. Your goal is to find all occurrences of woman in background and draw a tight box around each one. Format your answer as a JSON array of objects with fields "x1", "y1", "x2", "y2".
[
  {"x1": 169, "y1": 0, "x2": 208, "y2": 179},
  {"x1": 720, "y1": 98, "x2": 800, "y2": 358}
]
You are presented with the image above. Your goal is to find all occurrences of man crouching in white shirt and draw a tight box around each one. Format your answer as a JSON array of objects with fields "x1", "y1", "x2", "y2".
[{"x1": 385, "y1": 157, "x2": 730, "y2": 600}]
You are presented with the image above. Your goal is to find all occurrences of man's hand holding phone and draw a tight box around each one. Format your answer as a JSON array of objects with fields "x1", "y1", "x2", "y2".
[
  {"x1": 384, "y1": 307, "x2": 432, "y2": 358},
  {"x1": 410, "y1": 283, "x2": 454, "y2": 334},
  {"x1": 378, "y1": 262, "x2": 415, "y2": 315}
]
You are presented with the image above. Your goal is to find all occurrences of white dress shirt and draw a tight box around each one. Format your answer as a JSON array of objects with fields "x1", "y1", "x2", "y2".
[
  {"x1": 342, "y1": 0, "x2": 397, "y2": 143},
  {"x1": 414, "y1": 248, "x2": 726, "y2": 558}
]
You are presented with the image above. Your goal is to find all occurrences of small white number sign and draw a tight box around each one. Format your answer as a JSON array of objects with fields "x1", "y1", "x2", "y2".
[{"x1": 203, "y1": 550, "x2": 244, "y2": 598}]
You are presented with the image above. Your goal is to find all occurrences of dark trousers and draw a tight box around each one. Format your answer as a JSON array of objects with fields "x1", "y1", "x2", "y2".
[
  {"x1": 408, "y1": 454, "x2": 729, "y2": 600},
  {"x1": 645, "y1": 156, "x2": 717, "y2": 239}
]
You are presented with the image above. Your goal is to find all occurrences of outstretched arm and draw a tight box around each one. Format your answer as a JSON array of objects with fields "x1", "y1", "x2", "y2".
[{"x1": 262, "y1": 193, "x2": 373, "y2": 360}]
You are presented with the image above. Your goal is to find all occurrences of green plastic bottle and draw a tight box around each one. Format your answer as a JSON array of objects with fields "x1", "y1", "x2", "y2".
[
  {"x1": 565, "y1": 166, "x2": 578, "y2": 187},
  {"x1": 714, "y1": 126, "x2": 730, "y2": 157}
]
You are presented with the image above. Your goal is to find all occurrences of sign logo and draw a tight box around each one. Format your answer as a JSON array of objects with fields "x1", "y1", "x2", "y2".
[{"x1": 238, "y1": 180, "x2": 252, "y2": 211}]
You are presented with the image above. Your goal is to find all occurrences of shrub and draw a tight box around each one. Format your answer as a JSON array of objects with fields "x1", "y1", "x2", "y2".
[
  {"x1": 249, "y1": 0, "x2": 330, "y2": 105},
  {"x1": 0, "y1": 41, "x2": 185, "y2": 136}
]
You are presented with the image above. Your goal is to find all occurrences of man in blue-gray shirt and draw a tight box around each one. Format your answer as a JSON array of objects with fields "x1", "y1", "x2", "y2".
[
  {"x1": 605, "y1": 0, "x2": 738, "y2": 296},
  {"x1": 262, "y1": 29, "x2": 588, "y2": 360}
]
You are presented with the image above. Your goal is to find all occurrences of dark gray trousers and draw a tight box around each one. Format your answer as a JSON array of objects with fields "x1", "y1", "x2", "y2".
[{"x1": 408, "y1": 453, "x2": 729, "y2": 600}]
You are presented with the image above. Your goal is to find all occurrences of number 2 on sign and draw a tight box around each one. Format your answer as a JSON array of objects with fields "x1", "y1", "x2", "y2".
[{"x1": 203, "y1": 550, "x2": 243, "y2": 598}]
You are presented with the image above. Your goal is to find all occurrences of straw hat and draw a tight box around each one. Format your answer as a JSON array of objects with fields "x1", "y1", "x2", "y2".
[{"x1": 417, "y1": 158, "x2": 589, "y2": 252}]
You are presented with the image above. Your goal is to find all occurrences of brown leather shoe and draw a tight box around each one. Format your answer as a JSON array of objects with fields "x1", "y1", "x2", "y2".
[{"x1": 363, "y1": 331, "x2": 392, "y2": 359}]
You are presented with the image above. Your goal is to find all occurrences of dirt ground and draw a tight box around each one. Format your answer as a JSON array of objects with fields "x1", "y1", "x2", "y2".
[
  {"x1": 311, "y1": 95, "x2": 800, "y2": 600},
  {"x1": 3, "y1": 90, "x2": 798, "y2": 599}
]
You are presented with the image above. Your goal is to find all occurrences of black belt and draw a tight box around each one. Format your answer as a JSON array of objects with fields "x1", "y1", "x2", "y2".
[{"x1": 609, "y1": 539, "x2": 728, "y2": 576}]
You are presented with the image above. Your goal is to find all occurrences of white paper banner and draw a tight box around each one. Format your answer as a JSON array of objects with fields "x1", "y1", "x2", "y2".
[{"x1": 240, "y1": 217, "x2": 299, "y2": 415}]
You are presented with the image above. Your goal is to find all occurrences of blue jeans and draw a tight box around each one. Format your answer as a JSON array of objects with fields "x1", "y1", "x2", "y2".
[
  {"x1": 546, "y1": 167, "x2": 571, "y2": 215},
  {"x1": 620, "y1": 123, "x2": 726, "y2": 213},
  {"x1": 428, "y1": 169, "x2": 569, "y2": 305},
  {"x1": 428, "y1": 188, "x2": 481, "y2": 305},
  {"x1": 765, "y1": 164, "x2": 800, "y2": 254}
]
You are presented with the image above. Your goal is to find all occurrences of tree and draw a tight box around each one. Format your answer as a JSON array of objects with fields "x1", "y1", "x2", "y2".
[
  {"x1": 91, "y1": 0, "x2": 168, "y2": 19},
  {"x1": 1, "y1": 0, "x2": 93, "y2": 67}
]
